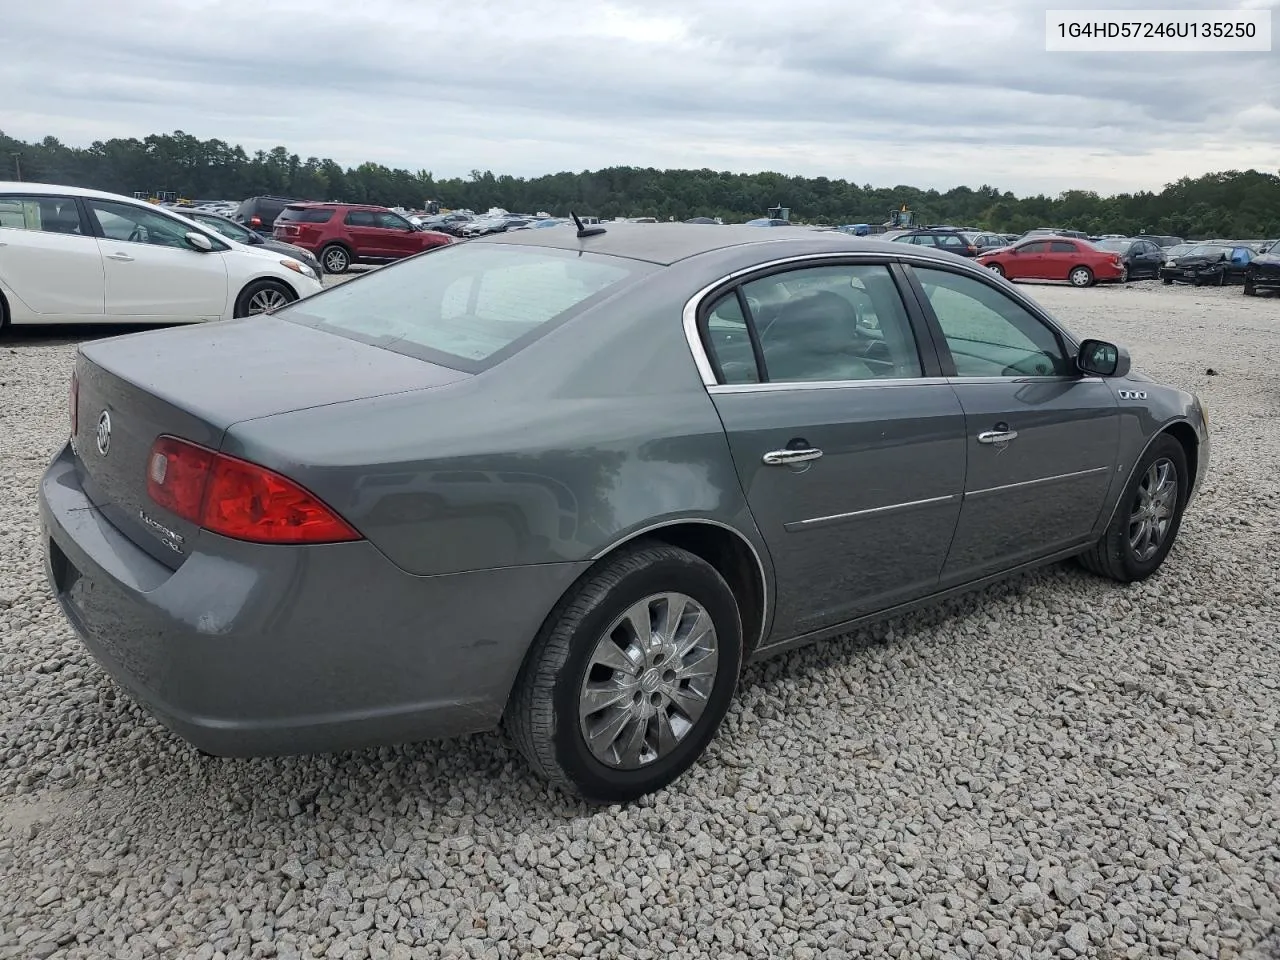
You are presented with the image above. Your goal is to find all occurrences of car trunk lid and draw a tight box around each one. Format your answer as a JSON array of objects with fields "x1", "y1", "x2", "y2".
[{"x1": 72, "y1": 315, "x2": 468, "y2": 569}]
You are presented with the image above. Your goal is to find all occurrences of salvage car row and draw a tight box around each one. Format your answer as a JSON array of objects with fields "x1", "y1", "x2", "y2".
[{"x1": 4, "y1": 182, "x2": 1278, "y2": 331}]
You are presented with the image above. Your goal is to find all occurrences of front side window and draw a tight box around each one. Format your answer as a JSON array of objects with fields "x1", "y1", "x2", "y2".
[
  {"x1": 0, "y1": 195, "x2": 84, "y2": 234},
  {"x1": 375, "y1": 211, "x2": 411, "y2": 230},
  {"x1": 283, "y1": 244, "x2": 648, "y2": 371},
  {"x1": 1016, "y1": 241, "x2": 1049, "y2": 254},
  {"x1": 734, "y1": 264, "x2": 922, "y2": 383},
  {"x1": 914, "y1": 267, "x2": 1069, "y2": 378},
  {"x1": 87, "y1": 200, "x2": 201, "y2": 249}
]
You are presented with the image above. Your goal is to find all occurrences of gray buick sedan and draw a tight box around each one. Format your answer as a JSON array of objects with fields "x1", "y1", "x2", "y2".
[{"x1": 40, "y1": 224, "x2": 1209, "y2": 802}]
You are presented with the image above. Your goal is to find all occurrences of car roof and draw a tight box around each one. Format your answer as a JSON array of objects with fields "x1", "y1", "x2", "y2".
[
  {"x1": 471, "y1": 222, "x2": 978, "y2": 267},
  {"x1": 0, "y1": 180, "x2": 166, "y2": 204},
  {"x1": 288, "y1": 202, "x2": 387, "y2": 211}
]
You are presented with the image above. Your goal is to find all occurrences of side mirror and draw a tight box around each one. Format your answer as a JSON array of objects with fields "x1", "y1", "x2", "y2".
[
  {"x1": 185, "y1": 231, "x2": 214, "y2": 252},
  {"x1": 1076, "y1": 339, "x2": 1130, "y2": 378}
]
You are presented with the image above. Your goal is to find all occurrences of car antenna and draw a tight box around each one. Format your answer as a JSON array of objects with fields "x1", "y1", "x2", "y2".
[{"x1": 571, "y1": 211, "x2": 606, "y2": 239}]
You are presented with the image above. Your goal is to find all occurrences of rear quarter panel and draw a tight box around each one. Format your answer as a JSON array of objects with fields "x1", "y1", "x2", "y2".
[{"x1": 219, "y1": 262, "x2": 768, "y2": 578}]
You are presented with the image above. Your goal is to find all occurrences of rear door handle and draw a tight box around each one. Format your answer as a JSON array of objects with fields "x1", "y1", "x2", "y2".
[
  {"x1": 977, "y1": 430, "x2": 1018, "y2": 444},
  {"x1": 105, "y1": 252, "x2": 135, "y2": 262},
  {"x1": 762, "y1": 447, "x2": 824, "y2": 465}
]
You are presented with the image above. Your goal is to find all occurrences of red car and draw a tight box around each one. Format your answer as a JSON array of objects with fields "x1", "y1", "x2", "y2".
[
  {"x1": 977, "y1": 237, "x2": 1126, "y2": 287},
  {"x1": 273, "y1": 203, "x2": 453, "y2": 274}
]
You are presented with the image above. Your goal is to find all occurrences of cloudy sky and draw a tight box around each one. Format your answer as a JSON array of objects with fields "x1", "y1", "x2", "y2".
[{"x1": 3, "y1": 0, "x2": 1277, "y2": 195}]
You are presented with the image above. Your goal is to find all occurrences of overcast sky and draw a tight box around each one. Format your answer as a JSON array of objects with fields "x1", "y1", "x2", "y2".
[{"x1": 3, "y1": 0, "x2": 1277, "y2": 195}]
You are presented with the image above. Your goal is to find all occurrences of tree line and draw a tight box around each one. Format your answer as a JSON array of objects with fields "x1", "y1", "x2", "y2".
[{"x1": 3, "y1": 129, "x2": 1278, "y2": 239}]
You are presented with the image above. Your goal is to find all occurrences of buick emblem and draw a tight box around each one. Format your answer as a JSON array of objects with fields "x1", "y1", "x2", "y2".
[{"x1": 96, "y1": 410, "x2": 112, "y2": 456}]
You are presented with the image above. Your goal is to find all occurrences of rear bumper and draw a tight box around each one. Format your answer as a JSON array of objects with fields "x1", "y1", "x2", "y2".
[{"x1": 39, "y1": 442, "x2": 588, "y2": 757}]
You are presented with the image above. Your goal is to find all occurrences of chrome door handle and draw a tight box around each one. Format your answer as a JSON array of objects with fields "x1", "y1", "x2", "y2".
[
  {"x1": 762, "y1": 447, "x2": 824, "y2": 465},
  {"x1": 105, "y1": 252, "x2": 135, "y2": 262},
  {"x1": 977, "y1": 430, "x2": 1018, "y2": 444}
]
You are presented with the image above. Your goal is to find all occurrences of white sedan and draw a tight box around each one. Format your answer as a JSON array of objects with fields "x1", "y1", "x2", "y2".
[{"x1": 0, "y1": 182, "x2": 322, "y2": 329}]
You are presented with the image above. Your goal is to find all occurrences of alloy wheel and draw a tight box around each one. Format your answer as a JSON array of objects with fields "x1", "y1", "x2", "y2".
[
  {"x1": 578, "y1": 592, "x2": 719, "y2": 770},
  {"x1": 246, "y1": 288, "x2": 290, "y2": 315},
  {"x1": 1128, "y1": 457, "x2": 1178, "y2": 562}
]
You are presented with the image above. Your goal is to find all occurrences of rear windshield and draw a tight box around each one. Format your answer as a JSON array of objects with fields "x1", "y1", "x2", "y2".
[
  {"x1": 281, "y1": 243, "x2": 651, "y2": 372},
  {"x1": 277, "y1": 207, "x2": 334, "y2": 224}
]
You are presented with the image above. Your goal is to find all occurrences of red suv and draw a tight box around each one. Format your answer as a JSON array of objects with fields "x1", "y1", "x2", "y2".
[{"x1": 273, "y1": 203, "x2": 453, "y2": 274}]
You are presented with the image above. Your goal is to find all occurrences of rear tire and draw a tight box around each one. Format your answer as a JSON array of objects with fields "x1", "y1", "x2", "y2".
[
  {"x1": 1069, "y1": 266, "x2": 1095, "y2": 287},
  {"x1": 1244, "y1": 278, "x2": 1257, "y2": 296},
  {"x1": 1078, "y1": 433, "x2": 1188, "y2": 583},
  {"x1": 1162, "y1": 277, "x2": 1173, "y2": 285},
  {"x1": 321, "y1": 244, "x2": 351, "y2": 274},
  {"x1": 504, "y1": 544, "x2": 743, "y2": 803},
  {"x1": 234, "y1": 279, "x2": 296, "y2": 318}
]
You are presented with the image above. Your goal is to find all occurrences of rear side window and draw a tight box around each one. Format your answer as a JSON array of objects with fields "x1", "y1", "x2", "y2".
[
  {"x1": 0, "y1": 195, "x2": 84, "y2": 234},
  {"x1": 1049, "y1": 241, "x2": 1078, "y2": 253},
  {"x1": 345, "y1": 210, "x2": 376, "y2": 226},
  {"x1": 282, "y1": 244, "x2": 650, "y2": 372},
  {"x1": 278, "y1": 207, "x2": 333, "y2": 224}
]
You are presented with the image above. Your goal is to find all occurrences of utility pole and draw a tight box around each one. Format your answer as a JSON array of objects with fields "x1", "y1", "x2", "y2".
[{"x1": 10, "y1": 153, "x2": 21, "y2": 181}]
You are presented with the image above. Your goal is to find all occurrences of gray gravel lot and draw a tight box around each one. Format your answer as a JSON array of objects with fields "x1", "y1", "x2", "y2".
[{"x1": 1, "y1": 281, "x2": 1278, "y2": 959}]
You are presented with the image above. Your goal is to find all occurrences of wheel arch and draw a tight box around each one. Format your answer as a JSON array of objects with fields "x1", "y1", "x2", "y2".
[
  {"x1": 236, "y1": 275, "x2": 299, "y2": 311},
  {"x1": 601, "y1": 520, "x2": 771, "y2": 660},
  {"x1": 1101, "y1": 419, "x2": 1199, "y2": 532}
]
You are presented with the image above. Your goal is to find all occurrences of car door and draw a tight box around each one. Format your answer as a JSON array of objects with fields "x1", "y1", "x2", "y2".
[
  {"x1": 906, "y1": 264, "x2": 1119, "y2": 583},
  {"x1": 1046, "y1": 240, "x2": 1081, "y2": 280},
  {"x1": 0, "y1": 193, "x2": 105, "y2": 321},
  {"x1": 701, "y1": 260, "x2": 968, "y2": 641},
  {"x1": 84, "y1": 198, "x2": 229, "y2": 322},
  {"x1": 343, "y1": 210, "x2": 383, "y2": 258},
  {"x1": 935, "y1": 233, "x2": 972, "y2": 258},
  {"x1": 373, "y1": 211, "x2": 420, "y2": 258},
  {"x1": 1005, "y1": 241, "x2": 1047, "y2": 279}
]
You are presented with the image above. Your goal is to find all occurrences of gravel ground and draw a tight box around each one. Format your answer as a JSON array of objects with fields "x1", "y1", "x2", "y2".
[{"x1": 1, "y1": 280, "x2": 1278, "y2": 959}]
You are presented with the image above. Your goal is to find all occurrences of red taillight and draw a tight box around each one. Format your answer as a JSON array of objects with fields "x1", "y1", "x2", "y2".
[
  {"x1": 69, "y1": 372, "x2": 79, "y2": 436},
  {"x1": 250, "y1": 216, "x2": 262, "y2": 227},
  {"x1": 146, "y1": 436, "x2": 361, "y2": 545}
]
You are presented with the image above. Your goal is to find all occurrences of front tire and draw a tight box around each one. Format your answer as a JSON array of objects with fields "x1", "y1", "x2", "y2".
[
  {"x1": 1244, "y1": 277, "x2": 1257, "y2": 296},
  {"x1": 505, "y1": 544, "x2": 743, "y2": 803},
  {"x1": 987, "y1": 263, "x2": 1006, "y2": 278},
  {"x1": 1078, "y1": 433, "x2": 1189, "y2": 583},
  {"x1": 321, "y1": 244, "x2": 351, "y2": 274},
  {"x1": 1069, "y1": 265, "x2": 1095, "y2": 287},
  {"x1": 234, "y1": 279, "x2": 296, "y2": 318}
]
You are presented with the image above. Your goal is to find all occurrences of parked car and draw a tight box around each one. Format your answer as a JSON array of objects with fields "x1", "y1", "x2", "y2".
[
  {"x1": 0, "y1": 182, "x2": 321, "y2": 328},
  {"x1": 1158, "y1": 243, "x2": 1254, "y2": 286},
  {"x1": 235, "y1": 196, "x2": 304, "y2": 235},
  {"x1": 1243, "y1": 248, "x2": 1280, "y2": 296},
  {"x1": 890, "y1": 229, "x2": 980, "y2": 257},
  {"x1": 1022, "y1": 227, "x2": 1090, "y2": 241},
  {"x1": 1259, "y1": 239, "x2": 1278, "y2": 254},
  {"x1": 967, "y1": 232, "x2": 1011, "y2": 253},
  {"x1": 415, "y1": 212, "x2": 473, "y2": 236},
  {"x1": 744, "y1": 218, "x2": 790, "y2": 227},
  {"x1": 170, "y1": 207, "x2": 323, "y2": 279},
  {"x1": 461, "y1": 215, "x2": 531, "y2": 237},
  {"x1": 1136, "y1": 235, "x2": 1185, "y2": 249},
  {"x1": 1091, "y1": 238, "x2": 1165, "y2": 280},
  {"x1": 272, "y1": 203, "x2": 454, "y2": 274},
  {"x1": 977, "y1": 237, "x2": 1126, "y2": 286},
  {"x1": 39, "y1": 224, "x2": 1208, "y2": 802}
]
